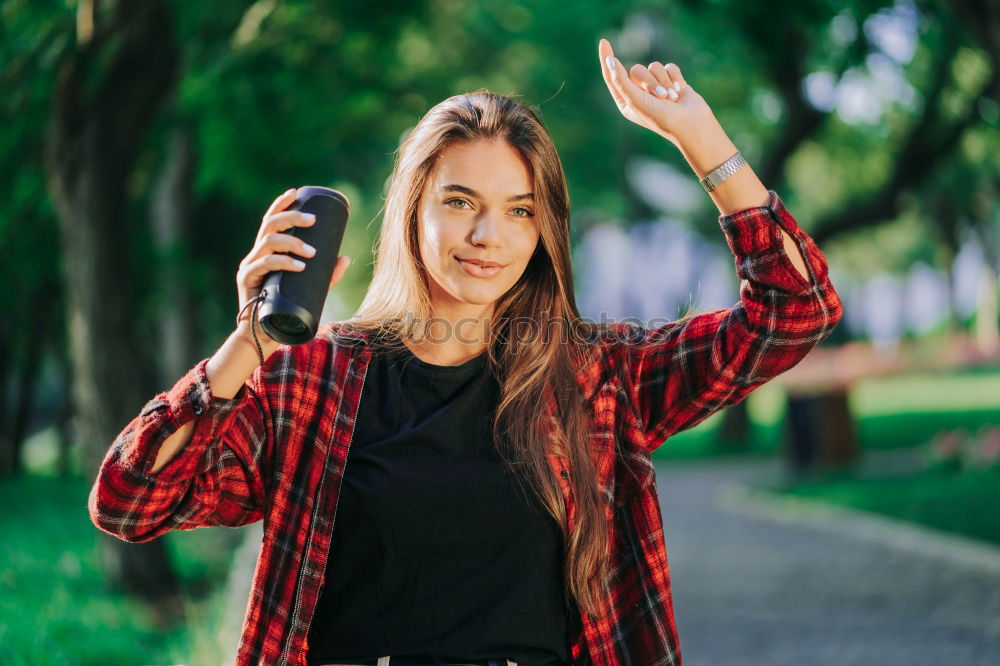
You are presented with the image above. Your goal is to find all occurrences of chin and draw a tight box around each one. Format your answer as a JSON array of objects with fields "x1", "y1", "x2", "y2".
[{"x1": 453, "y1": 288, "x2": 503, "y2": 305}]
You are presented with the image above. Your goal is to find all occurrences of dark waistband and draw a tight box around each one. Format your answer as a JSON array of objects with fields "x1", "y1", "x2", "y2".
[{"x1": 314, "y1": 656, "x2": 526, "y2": 666}]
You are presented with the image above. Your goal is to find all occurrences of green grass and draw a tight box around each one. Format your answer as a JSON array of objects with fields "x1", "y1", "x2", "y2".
[
  {"x1": 652, "y1": 368, "x2": 1000, "y2": 460},
  {"x1": 770, "y1": 467, "x2": 1000, "y2": 547},
  {"x1": 0, "y1": 474, "x2": 243, "y2": 666}
]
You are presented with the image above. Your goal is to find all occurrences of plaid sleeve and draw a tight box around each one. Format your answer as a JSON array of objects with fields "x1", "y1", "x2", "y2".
[
  {"x1": 619, "y1": 189, "x2": 844, "y2": 452},
  {"x1": 87, "y1": 350, "x2": 281, "y2": 543}
]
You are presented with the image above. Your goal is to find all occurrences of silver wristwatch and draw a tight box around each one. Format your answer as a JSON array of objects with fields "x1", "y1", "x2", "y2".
[{"x1": 699, "y1": 150, "x2": 747, "y2": 192}]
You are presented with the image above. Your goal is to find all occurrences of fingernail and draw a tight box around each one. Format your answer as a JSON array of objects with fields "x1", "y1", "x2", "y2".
[
  {"x1": 303, "y1": 243, "x2": 316, "y2": 255},
  {"x1": 606, "y1": 56, "x2": 615, "y2": 71},
  {"x1": 667, "y1": 88, "x2": 678, "y2": 100},
  {"x1": 673, "y1": 81, "x2": 681, "y2": 91},
  {"x1": 306, "y1": 213, "x2": 316, "y2": 221},
  {"x1": 292, "y1": 259, "x2": 305, "y2": 268},
  {"x1": 654, "y1": 85, "x2": 667, "y2": 97}
]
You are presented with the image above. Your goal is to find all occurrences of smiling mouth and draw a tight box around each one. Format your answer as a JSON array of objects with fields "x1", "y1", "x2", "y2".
[
  {"x1": 457, "y1": 257, "x2": 504, "y2": 268},
  {"x1": 456, "y1": 256, "x2": 505, "y2": 277}
]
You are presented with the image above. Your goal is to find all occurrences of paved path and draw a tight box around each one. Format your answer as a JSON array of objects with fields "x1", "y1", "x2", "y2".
[{"x1": 655, "y1": 454, "x2": 1000, "y2": 666}]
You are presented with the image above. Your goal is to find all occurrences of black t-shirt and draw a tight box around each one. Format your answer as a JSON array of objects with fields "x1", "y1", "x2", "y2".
[{"x1": 305, "y1": 338, "x2": 569, "y2": 665}]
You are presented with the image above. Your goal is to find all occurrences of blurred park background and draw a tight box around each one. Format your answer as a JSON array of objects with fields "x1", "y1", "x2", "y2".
[{"x1": 2, "y1": 0, "x2": 999, "y2": 664}]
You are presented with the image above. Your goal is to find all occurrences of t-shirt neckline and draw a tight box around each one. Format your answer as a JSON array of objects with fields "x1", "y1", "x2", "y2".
[{"x1": 393, "y1": 340, "x2": 488, "y2": 377}]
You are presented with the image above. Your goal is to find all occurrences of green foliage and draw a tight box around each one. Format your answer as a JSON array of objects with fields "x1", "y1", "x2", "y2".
[
  {"x1": 0, "y1": 475, "x2": 241, "y2": 665},
  {"x1": 776, "y1": 467, "x2": 1000, "y2": 546},
  {"x1": 4, "y1": 0, "x2": 997, "y2": 347}
]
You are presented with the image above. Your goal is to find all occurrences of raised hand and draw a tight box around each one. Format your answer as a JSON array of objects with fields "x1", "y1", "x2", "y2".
[
  {"x1": 236, "y1": 188, "x2": 352, "y2": 344},
  {"x1": 598, "y1": 38, "x2": 714, "y2": 151}
]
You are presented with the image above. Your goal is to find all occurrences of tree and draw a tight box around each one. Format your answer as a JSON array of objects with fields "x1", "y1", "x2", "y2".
[{"x1": 44, "y1": 0, "x2": 185, "y2": 617}]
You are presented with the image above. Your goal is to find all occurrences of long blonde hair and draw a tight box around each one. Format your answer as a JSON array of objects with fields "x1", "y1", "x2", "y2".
[{"x1": 340, "y1": 89, "x2": 620, "y2": 617}]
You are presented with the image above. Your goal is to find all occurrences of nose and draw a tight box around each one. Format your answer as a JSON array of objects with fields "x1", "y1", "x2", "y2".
[{"x1": 469, "y1": 211, "x2": 503, "y2": 248}]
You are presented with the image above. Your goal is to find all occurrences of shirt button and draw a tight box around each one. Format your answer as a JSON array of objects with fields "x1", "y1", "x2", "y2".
[
  {"x1": 193, "y1": 404, "x2": 204, "y2": 416},
  {"x1": 561, "y1": 469, "x2": 570, "y2": 479}
]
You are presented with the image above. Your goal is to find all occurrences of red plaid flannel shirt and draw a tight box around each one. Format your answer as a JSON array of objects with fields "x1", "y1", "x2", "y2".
[{"x1": 89, "y1": 189, "x2": 842, "y2": 665}]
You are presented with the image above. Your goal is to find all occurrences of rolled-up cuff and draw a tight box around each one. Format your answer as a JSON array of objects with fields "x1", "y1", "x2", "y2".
[
  {"x1": 128, "y1": 357, "x2": 251, "y2": 484},
  {"x1": 717, "y1": 188, "x2": 820, "y2": 295}
]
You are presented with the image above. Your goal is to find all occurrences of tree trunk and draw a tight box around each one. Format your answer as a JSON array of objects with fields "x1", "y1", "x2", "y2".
[
  {"x1": 716, "y1": 402, "x2": 752, "y2": 453},
  {"x1": 151, "y1": 125, "x2": 200, "y2": 385},
  {"x1": 43, "y1": 0, "x2": 184, "y2": 615},
  {"x1": 54, "y1": 327, "x2": 75, "y2": 478},
  {"x1": 783, "y1": 387, "x2": 859, "y2": 476},
  {"x1": 8, "y1": 285, "x2": 51, "y2": 475},
  {"x1": 0, "y1": 308, "x2": 14, "y2": 474}
]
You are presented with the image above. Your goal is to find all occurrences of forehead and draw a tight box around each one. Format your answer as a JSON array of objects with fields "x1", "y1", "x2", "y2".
[{"x1": 429, "y1": 140, "x2": 533, "y2": 193}]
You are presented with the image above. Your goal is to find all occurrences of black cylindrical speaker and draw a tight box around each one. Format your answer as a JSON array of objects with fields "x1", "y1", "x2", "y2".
[{"x1": 258, "y1": 186, "x2": 350, "y2": 345}]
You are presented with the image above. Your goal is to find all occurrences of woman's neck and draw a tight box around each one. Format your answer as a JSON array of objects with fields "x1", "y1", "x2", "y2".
[{"x1": 402, "y1": 302, "x2": 493, "y2": 366}]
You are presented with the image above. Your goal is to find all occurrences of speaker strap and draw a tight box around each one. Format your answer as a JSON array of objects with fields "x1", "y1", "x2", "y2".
[{"x1": 236, "y1": 287, "x2": 269, "y2": 367}]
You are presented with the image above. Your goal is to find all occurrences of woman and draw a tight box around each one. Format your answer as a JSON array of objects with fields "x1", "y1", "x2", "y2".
[{"x1": 89, "y1": 38, "x2": 842, "y2": 666}]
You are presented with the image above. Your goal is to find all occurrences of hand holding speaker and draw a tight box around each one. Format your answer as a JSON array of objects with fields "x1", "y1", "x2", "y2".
[{"x1": 236, "y1": 187, "x2": 352, "y2": 359}]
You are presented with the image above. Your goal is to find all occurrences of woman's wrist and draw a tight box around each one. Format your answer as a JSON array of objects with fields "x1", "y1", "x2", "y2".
[
  {"x1": 205, "y1": 323, "x2": 279, "y2": 402},
  {"x1": 236, "y1": 319, "x2": 281, "y2": 361},
  {"x1": 676, "y1": 114, "x2": 771, "y2": 216},
  {"x1": 675, "y1": 112, "x2": 737, "y2": 178}
]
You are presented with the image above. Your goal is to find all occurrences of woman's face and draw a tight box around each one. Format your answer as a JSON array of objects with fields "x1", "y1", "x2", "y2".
[{"x1": 417, "y1": 139, "x2": 541, "y2": 316}]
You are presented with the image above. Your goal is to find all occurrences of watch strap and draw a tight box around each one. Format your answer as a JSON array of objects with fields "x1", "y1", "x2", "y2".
[{"x1": 699, "y1": 151, "x2": 747, "y2": 192}]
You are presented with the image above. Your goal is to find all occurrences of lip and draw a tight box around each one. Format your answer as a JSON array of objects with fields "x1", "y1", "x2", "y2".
[
  {"x1": 456, "y1": 256, "x2": 505, "y2": 278},
  {"x1": 456, "y1": 256, "x2": 504, "y2": 268}
]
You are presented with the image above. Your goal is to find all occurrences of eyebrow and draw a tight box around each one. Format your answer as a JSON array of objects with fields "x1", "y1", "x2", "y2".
[{"x1": 439, "y1": 184, "x2": 535, "y2": 202}]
